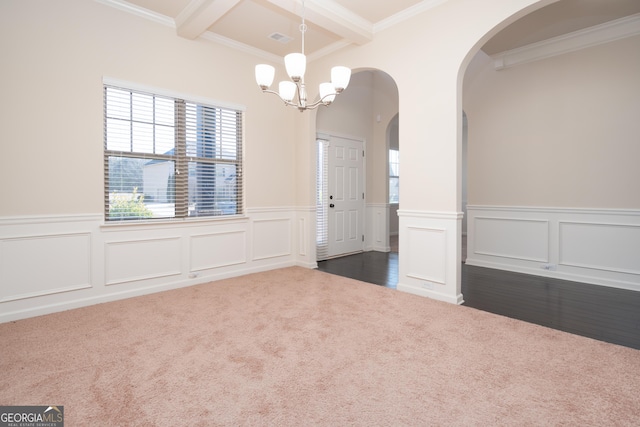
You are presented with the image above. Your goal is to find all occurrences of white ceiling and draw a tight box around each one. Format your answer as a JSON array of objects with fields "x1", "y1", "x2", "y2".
[{"x1": 116, "y1": 0, "x2": 640, "y2": 59}]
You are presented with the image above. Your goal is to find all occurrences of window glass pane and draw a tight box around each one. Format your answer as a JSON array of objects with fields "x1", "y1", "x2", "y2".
[
  {"x1": 132, "y1": 122, "x2": 154, "y2": 153},
  {"x1": 389, "y1": 149, "x2": 399, "y2": 176},
  {"x1": 219, "y1": 110, "x2": 239, "y2": 160},
  {"x1": 188, "y1": 161, "x2": 237, "y2": 217},
  {"x1": 389, "y1": 149, "x2": 399, "y2": 203},
  {"x1": 108, "y1": 156, "x2": 175, "y2": 220},
  {"x1": 155, "y1": 124, "x2": 174, "y2": 155},
  {"x1": 155, "y1": 97, "x2": 175, "y2": 126},
  {"x1": 186, "y1": 104, "x2": 216, "y2": 159},
  {"x1": 389, "y1": 177, "x2": 399, "y2": 204},
  {"x1": 106, "y1": 118, "x2": 130, "y2": 151},
  {"x1": 132, "y1": 92, "x2": 153, "y2": 123},
  {"x1": 105, "y1": 87, "x2": 130, "y2": 119}
]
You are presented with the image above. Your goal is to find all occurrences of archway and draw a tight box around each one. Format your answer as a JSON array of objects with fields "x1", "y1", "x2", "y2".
[
  {"x1": 314, "y1": 69, "x2": 400, "y2": 287},
  {"x1": 460, "y1": 1, "x2": 640, "y2": 291}
]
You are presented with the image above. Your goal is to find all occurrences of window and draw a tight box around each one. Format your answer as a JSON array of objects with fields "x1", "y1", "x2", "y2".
[
  {"x1": 104, "y1": 84, "x2": 243, "y2": 221},
  {"x1": 316, "y1": 139, "x2": 329, "y2": 260},
  {"x1": 389, "y1": 149, "x2": 399, "y2": 204}
]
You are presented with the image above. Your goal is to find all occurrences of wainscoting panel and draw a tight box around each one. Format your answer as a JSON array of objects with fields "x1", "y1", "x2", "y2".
[
  {"x1": 407, "y1": 227, "x2": 446, "y2": 285},
  {"x1": 0, "y1": 209, "x2": 305, "y2": 322},
  {"x1": 559, "y1": 222, "x2": 640, "y2": 275},
  {"x1": 252, "y1": 218, "x2": 292, "y2": 261},
  {"x1": 366, "y1": 203, "x2": 389, "y2": 252},
  {"x1": 0, "y1": 233, "x2": 91, "y2": 302},
  {"x1": 294, "y1": 207, "x2": 316, "y2": 268},
  {"x1": 105, "y1": 237, "x2": 182, "y2": 285},
  {"x1": 397, "y1": 210, "x2": 464, "y2": 305},
  {"x1": 190, "y1": 231, "x2": 246, "y2": 272},
  {"x1": 466, "y1": 206, "x2": 640, "y2": 291},
  {"x1": 298, "y1": 218, "x2": 307, "y2": 257},
  {"x1": 474, "y1": 217, "x2": 549, "y2": 262}
]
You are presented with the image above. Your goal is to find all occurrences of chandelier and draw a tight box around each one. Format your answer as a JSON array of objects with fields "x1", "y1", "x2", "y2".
[{"x1": 254, "y1": 0, "x2": 351, "y2": 112}]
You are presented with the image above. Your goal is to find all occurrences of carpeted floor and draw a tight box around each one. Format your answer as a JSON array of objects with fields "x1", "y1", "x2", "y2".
[{"x1": 1, "y1": 267, "x2": 639, "y2": 426}]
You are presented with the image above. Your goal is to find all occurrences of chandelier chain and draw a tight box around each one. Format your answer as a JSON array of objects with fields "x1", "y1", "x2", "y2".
[{"x1": 300, "y1": 0, "x2": 306, "y2": 55}]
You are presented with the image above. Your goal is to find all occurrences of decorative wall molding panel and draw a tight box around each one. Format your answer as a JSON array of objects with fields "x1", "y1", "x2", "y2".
[
  {"x1": 466, "y1": 206, "x2": 640, "y2": 291},
  {"x1": 0, "y1": 209, "x2": 306, "y2": 323},
  {"x1": 252, "y1": 218, "x2": 292, "y2": 261},
  {"x1": 406, "y1": 226, "x2": 446, "y2": 285},
  {"x1": 190, "y1": 230, "x2": 247, "y2": 272},
  {"x1": 1, "y1": 232, "x2": 92, "y2": 302},
  {"x1": 397, "y1": 210, "x2": 464, "y2": 305},
  {"x1": 294, "y1": 207, "x2": 317, "y2": 269},
  {"x1": 492, "y1": 13, "x2": 640, "y2": 70},
  {"x1": 558, "y1": 221, "x2": 640, "y2": 276},
  {"x1": 366, "y1": 203, "x2": 389, "y2": 252},
  {"x1": 474, "y1": 217, "x2": 549, "y2": 262},
  {"x1": 105, "y1": 237, "x2": 182, "y2": 286}
]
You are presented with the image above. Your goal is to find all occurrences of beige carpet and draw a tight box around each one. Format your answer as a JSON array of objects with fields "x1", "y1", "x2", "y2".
[{"x1": 1, "y1": 267, "x2": 639, "y2": 426}]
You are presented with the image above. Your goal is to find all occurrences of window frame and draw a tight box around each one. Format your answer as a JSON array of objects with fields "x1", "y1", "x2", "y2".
[{"x1": 103, "y1": 78, "x2": 245, "y2": 223}]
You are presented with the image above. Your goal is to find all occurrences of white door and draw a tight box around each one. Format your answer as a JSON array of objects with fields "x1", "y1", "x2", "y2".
[{"x1": 327, "y1": 136, "x2": 364, "y2": 257}]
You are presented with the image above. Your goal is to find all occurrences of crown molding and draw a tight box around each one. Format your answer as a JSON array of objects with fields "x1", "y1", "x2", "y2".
[
  {"x1": 307, "y1": 40, "x2": 352, "y2": 62},
  {"x1": 304, "y1": 0, "x2": 373, "y2": 43},
  {"x1": 175, "y1": 0, "x2": 242, "y2": 40},
  {"x1": 199, "y1": 32, "x2": 282, "y2": 63},
  {"x1": 491, "y1": 13, "x2": 640, "y2": 70},
  {"x1": 374, "y1": 0, "x2": 449, "y2": 33},
  {"x1": 94, "y1": 0, "x2": 174, "y2": 28}
]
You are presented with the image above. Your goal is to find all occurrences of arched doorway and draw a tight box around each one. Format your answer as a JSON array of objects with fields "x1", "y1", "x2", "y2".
[
  {"x1": 460, "y1": 0, "x2": 640, "y2": 287},
  {"x1": 315, "y1": 69, "x2": 400, "y2": 288}
]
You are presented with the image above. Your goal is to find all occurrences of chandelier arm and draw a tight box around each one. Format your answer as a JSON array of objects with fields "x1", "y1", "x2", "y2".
[
  {"x1": 260, "y1": 89, "x2": 299, "y2": 107},
  {"x1": 259, "y1": 88, "x2": 340, "y2": 111},
  {"x1": 306, "y1": 92, "x2": 340, "y2": 109}
]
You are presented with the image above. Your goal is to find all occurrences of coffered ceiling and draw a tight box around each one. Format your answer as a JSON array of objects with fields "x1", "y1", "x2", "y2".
[{"x1": 108, "y1": 0, "x2": 640, "y2": 60}]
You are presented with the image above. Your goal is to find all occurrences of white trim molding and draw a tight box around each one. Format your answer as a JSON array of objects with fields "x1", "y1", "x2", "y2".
[
  {"x1": 397, "y1": 210, "x2": 464, "y2": 305},
  {"x1": 94, "y1": 0, "x2": 175, "y2": 28},
  {"x1": 0, "y1": 207, "x2": 310, "y2": 323},
  {"x1": 492, "y1": 13, "x2": 640, "y2": 70},
  {"x1": 466, "y1": 205, "x2": 640, "y2": 291},
  {"x1": 366, "y1": 203, "x2": 390, "y2": 252}
]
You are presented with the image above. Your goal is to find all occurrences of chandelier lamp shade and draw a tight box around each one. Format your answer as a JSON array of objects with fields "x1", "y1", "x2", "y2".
[{"x1": 254, "y1": 1, "x2": 351, "y2": 112}]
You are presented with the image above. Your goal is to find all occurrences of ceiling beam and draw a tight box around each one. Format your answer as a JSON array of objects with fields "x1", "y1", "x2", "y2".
[
  {"x1": 176, "y1": 0, "x2": 242, "y2": 40},
  {"x1": 264, "y1": 0, "x2": 373, "y2": 45}
]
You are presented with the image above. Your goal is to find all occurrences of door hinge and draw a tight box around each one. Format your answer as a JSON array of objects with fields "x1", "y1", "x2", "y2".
[
  {"x1": 362, "y1": 150, "x2": 365, "y2": 157},
  {"x1": 362, "y1": 235, "x2": 364, "y2": 242}
]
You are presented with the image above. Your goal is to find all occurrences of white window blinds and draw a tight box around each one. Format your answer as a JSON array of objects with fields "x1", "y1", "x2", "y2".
[
  {"x1": 316, "y1": 139, "x2": 329, "y2": 260},
  {"x1": 104, "y1": 84, "x2": 243, "y2": 221}
]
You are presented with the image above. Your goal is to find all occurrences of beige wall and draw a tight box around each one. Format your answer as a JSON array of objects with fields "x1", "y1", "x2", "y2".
[
  {"x1": 316, "y1": 70, "x2": 398, "y2": 204},
  {"x1": 0, "y1": 0, "x2": 296, "y2": 216},
  {"x1": 0, "y1": 0, "x2": 560, "y2": 219},
  {"x1": 308, "y1": 0, "x2": 556, "y2": 213},
  {"x1": 464, "y1": 34, "x2": 640, "y2": 208}
]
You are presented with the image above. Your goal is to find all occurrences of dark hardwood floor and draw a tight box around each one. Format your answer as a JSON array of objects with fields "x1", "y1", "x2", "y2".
[{"x1": 317, "y1": 251, "x2": 640, "y2": 350}]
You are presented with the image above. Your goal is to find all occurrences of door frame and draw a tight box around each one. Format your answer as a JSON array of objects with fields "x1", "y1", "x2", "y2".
[{"x1": 316, "y1": 132, "x2": 366, "y2": 261}]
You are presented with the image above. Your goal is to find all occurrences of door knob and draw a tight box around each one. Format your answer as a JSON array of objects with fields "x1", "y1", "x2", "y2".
[{"x1": 329, "y1": 203, "x2": 335, "y2": 208}]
